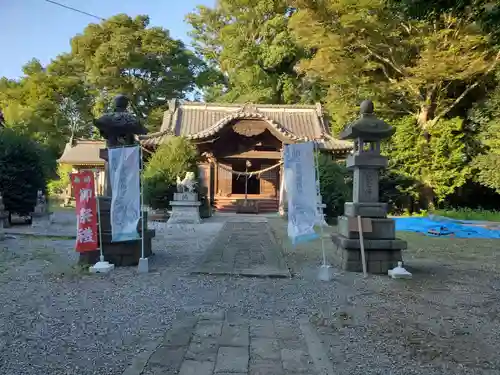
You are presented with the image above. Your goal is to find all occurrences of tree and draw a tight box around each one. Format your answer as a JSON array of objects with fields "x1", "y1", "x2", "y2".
[
  {"x1": 289, "y1": 0, "x2": 499, "y2": 205},
  {"x1": 0, "y1": 58, "x2": 94, "y2": 155},
  {"x1": 290, "y1": 0, "x2": 499, "y2": 129},
  {"x1": 316, "y1": 154, "x2": 351, "y2": 219},
  {"x1": 470, "y1": 78, "x2": 500, "y2": 192},
  {"x1": 0, "y1": 14, "x2": 208, "y2": 154},
  {"x1": 187, "y1": 0, "x2": 323, "y2": 104},
  {"x1": 70, "y1": 14, "x2": 206, "y2": 123},
  {"x1": 389, "y1": 0, "x2": 500, "y2": 44},
  {"x1": 143, "y1": 137, "x2": 198, "y2": 210},
  {"x1": 46, "y1": 53, "x2": 96, "y2": 141},
  {"x1": 385, "y1": 116, "x2": 470, "y2": 204},
  {"x1": 0, "y1": 130, "x2": 48, "y2": 218}
]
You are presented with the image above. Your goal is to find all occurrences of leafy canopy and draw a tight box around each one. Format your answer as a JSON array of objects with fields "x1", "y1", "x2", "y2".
[
  {"x1": 187, "y1": 0, "x2": 322, "y2": 104},
  {"x1": 70, "y1": 14, "x2": 208, "y2": 127},
  {"x1": 143, "y1": 137, "x2": 198, "y2": 209},
  {"x1": 290, "y1": 0, "x2": 499, "y2": 130},
  {"x1": 288, "y1": 0, "x2": 500, "y2": 205},
  {"x1": 470, "y1": 80, "x2": 500, "y2": 192}
]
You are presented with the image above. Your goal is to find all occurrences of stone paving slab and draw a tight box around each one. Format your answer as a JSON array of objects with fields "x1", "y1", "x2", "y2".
[
  {"x1": 122, "y1": 312, "x2": 329, "y2": 375},
  {"x1": 193, "y1": 221, "x2": 290, "y2": 278}
]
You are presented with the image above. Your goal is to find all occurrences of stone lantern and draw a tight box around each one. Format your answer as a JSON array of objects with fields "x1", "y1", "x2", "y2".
[{"x1": 331, "y1": 100, "x2": 407, "y2": 274}]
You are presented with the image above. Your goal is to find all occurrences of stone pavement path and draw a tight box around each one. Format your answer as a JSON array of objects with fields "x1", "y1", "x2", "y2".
[
  {"x1": 123, "y1": 311, "x2": 331, "y2": 375},
  {"x1": 193, "y1": 221, "x2": 290, "y2": 278}
]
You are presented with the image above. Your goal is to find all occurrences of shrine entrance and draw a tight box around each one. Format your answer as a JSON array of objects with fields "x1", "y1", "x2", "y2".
[
  {"x1": 197, "y1": 119, "x2": 285, "y2": 213},
  {"x1": 231, "y1": 159, "x2": 261, "y2": 195}
]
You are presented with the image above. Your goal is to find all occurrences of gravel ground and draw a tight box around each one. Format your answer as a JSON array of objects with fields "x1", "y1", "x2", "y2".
[
  {"x1": 312, "y1": 265, "x2": 500, "y2": 375},
  {"x1": 0, "y1": 214, "x2": 499, "y2": 375}
]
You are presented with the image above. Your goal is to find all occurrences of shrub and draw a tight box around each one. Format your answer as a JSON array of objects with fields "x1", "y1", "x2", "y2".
[
  {"x1": 379, "y1": 169, "x2": 419, "y2": 214},
  {"x1": 143, "y1": 137, "x2": 198, "y2": 210},
  {"x1": 0, "y1": 129, "x2": 49, "y2": 216},
  {"x1": 316, "y1": 153, "x2": 351, "y2": 219},
  {"x1": 47, "y1": 164, "x2": 73, "y2": 198}
]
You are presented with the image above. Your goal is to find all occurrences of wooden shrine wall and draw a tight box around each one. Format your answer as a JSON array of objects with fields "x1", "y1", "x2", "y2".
[
  {"x1": 216, "y1": 162, "x2": 232, "y2": 196},
  {"x1": 260, "y1": 164, "x2": 279, "y2": 197}
]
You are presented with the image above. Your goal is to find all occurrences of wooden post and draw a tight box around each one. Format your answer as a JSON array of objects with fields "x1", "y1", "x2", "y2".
[
  {"x1": 357, "y1": 215, "x2": 368, "y2": 277},
  {"x1": 214, "y1": 160, "x2": 219, "y2": 196}
]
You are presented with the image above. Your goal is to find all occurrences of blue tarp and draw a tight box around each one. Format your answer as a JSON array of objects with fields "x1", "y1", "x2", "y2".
[{"x1": 394, "y1": 216, "x2": 500, "y2": 239}]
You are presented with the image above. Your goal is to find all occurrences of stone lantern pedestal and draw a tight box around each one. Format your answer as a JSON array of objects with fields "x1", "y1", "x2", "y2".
[{"x1": 331, "y1": 100, "x2": 407, "y2": 274}]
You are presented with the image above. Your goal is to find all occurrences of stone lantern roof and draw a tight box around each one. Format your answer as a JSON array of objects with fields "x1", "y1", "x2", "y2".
[{"x1": 339, "y1": 100, "x2": 395, "y2": 141}]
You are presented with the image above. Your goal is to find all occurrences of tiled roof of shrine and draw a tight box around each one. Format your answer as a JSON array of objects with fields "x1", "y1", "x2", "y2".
[
  {"x1": 57, "y1": 139, "x2": 105, "y2": 165},
  {"x1": 139, "y1": 100, "x2": 353, "y2": 153}
]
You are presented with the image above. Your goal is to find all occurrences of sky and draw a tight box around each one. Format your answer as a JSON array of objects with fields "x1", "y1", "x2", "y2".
[{"x1": 0, "y1": 0, "x2": 215, "y2": 79}]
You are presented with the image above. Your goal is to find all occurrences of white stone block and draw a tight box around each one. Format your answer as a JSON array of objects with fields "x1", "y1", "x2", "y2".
[
  {"x1": 173, "y1": 192, "x2": 198, "y2": 202},
  {"x1": 89, "y1": 261, "x2": 114, "y2": 273}
]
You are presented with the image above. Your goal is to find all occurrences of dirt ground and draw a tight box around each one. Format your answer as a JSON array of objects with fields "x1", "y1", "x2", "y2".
[{"x1": 268, "y1": 218, "x2": 500, "y2": 375}]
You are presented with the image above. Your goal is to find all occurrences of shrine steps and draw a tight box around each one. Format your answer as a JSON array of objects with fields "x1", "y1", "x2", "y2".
[{"x1": 214, "y1": 197, "x2": 279, "y2": 213}]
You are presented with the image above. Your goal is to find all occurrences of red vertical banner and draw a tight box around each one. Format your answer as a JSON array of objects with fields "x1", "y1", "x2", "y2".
[{"x1": 70, "y1": 171, "x2": 99, "y2": 252}]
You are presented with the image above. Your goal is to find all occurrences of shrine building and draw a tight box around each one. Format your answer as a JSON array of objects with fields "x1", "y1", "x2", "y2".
[
  {"x1": 58, "y1": 100, "x2": 352, "y2": 212},
  {"x1": 139, "y1": 100, "x2": 352, "y2": 212}
]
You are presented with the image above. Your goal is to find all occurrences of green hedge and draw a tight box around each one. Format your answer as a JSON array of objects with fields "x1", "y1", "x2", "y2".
[
  {"x1": 0, "y1": 129, "x2": 49, "y2": 216},
  {"x1": 316, "y1": 153, "x2": 351, "y2": 220}
]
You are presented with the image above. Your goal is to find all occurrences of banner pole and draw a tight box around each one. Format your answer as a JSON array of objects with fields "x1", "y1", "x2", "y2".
[
  {"x1": 95, "y1": 170, "x2": 104, "y2": 262},
  {"x1": 89, "y1": 169, "x2": 114, "y2": 273},
  {"x1": 137, "y1": 144, "x2": 148, "y2": 273},
  {"x1": 140, "y1": 145, "x2": 145, "y2": 259},
  {"x1": 314, "y1": 142, "x2": 331, "y2": 281}
]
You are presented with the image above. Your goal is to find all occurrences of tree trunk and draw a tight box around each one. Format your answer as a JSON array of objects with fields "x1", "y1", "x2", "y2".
[
  {"x1": 417, "y1": 104, "x2": 435, "y2": 210},
  {"x1": 420, "y1": 185, "x2": 435, "y2": 210},
  {"x1": 418, "y1": 105, "x2": 430, "y2": 128}
]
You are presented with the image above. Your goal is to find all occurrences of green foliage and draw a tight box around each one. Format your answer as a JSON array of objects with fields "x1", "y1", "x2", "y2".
[
  {"x1": 433, "y1": 207, "x2": 500, "y2": 222},
  {"x1": 186, "y1": 1, "x2": 322, "y2": 104},
  {"x1": 0, "y1": 130, "x2": 48, "y2": 216},
  {"x1": 389, "y1": 0, "x2": 500, "y2": 44},
  {"x1": 143, "y1": 137, "x2": 198, "y2": 209},
  {"x1": 47, "y1": 164, "x2": 73, "y2": 198},
  {"x1": 385, "y1": 116, "x2": 470, "y2": 205},
  {"x1": 470, "y1": 83, "x2": 500, "y2": 192},
  {"x1": 379, "y1": 169, "x2": 419, "y2": 214},
  {"x1": 0, "y1": 14, "x2": 210, "y2": 155},
  {"x1": 316, "y1": 154, "x2": 351, "y2": 219},
  {"x1": 0, "y1": 56, "x2": 97, "y2": 156},
  {"x1": 70, "y1": 14, "x2": 207, "y2": 118},
  {"x1": 290, "y1": 1, "x2": 498, "y2": 131}
]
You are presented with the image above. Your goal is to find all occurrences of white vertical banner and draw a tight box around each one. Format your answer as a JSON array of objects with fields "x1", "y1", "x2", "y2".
[
  {"x1": 284, "y1": 142, "x2": 319, "y2": 245},
  {"x1": 108, "y1": 146, "x2": 141, "y2": 242}
]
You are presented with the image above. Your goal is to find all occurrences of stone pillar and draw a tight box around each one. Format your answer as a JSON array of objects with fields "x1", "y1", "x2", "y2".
[{"x1": 331, "y1": 100, "x2": 407, "y2": 274}]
